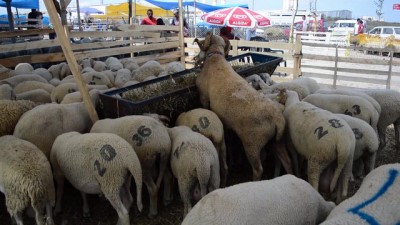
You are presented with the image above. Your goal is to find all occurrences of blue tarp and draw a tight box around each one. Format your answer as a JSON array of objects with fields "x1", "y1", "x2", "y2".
[
  {"x1": 0, "y1": 14, "x2": 50, "y2": 26},
  {"x1": 145, "y1": 0, "x2": 248, "y2": 13},
  {"x1": 0, "y1": 0, "x2": 39, "y2": 9}
]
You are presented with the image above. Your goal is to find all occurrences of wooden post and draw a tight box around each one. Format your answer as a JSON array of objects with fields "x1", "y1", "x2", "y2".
[
  {"x1": 333, "y1": 45, "x2": 339, "y2": 88},
  {"x1": 44, "y1": 0, "x2": 99, "y2": 123},
  {"x1": 178, "y1": 0, "x2": 185, "y2": 65},
  {"x1": 386, "y1": 51, "x2": 393, "y2": 89},
  {"x1": 292, "y1": 34, "x2": 302, "y2": 79}
]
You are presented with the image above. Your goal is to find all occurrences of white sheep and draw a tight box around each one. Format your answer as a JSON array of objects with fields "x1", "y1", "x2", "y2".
[
  {"x1": 60, "y1": 71, "x2": 112, "y2": 87},
  {"x1": 0, "y1": 135, "x2": 55, "y2": 225},
  {"x1": 278, "y1": 89, "x2": 355, "y2": 202},
  {"x1": 175, "y1": 108, "x2": 228, "y2": 187},
  {"x1": 0, "y1": 99, "x2": 36, "y2": 136},
  {"x1": 133, "y1": 60, "x2": 164, "y2": 82},
  {"x1": 0, "y1": 74, "x2": 48, "y2": 87},
  {"x1": 260, "y1": 81, "x2": 311, "y2": 100},
  {"x1": 363, "y1": 89, "x2": 400, "y2": 150},
  {"x1": 182, "y1": 174, "x2": 335, "y2": 225},
  {"x1": 168, "y1": 126, "x2": 220, "y2": 217},
  {"x1": 114, "y1": 68, "x2": 132, "y2": 87},
  {"x1": 15, "y1": 89, "x2": 52, "y2": 104},
  {"x1": 14, "y1": 63, "x2": 34, "y2": 75},
  {"x1": 33, "y1": 68, "x2": 52, "y2": 81},
  {"x1": 315, "y1": 88, "x2": 382, "y2": 116},
  {"x1": 105, "y1": 57, "x2": 124, "y2": 72},
  {"x1": 13, "y1": 99, "x2": 96, "y2": 159},
  {"x1": 93, "y1": 60, "x2": 108, "y2": 72},
  {"x1": 90, "y1": 115, "x2": 171, "y2": 218},
  {"x1": 245, "y1": 74, "x2": 269, "y2": 90},
  {"x1": 303, "y1": 93, "x2": 380, "y2": 133},
  {"x1": 291, "y1": 76, "x2": 320, "y2": 94},
  {"x1": 194, "y1": 32, "x2": 289, "y2": 181},
  {"x1": 120, "y1": 58, "x2": 139, "y2": 72},
  {"x1": 335, "y1": 114, "x2": 379, "y2": 178},
  {"x1": 0, "y1": 83, "x2": 15, "y2": 100},
  {"x1": 14, "y1": 80, "x2": 55, "y2": 94},
  {"x1": 161, "y1": 61, "x2": 185, "y2": 76},
  {"x1": 50, "y1": 132, "x2": 143, "y2": 225},
  {"x1": 320, "y1": 163, "x2": 400, "y2": 225}
]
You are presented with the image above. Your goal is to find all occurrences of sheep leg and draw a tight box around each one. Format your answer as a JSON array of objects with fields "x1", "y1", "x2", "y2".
[
  {"x1": 178, "y1": 177, "x2": 194, "y2": 218},
  {"x1": 80, "y1": 192, "x2": 91, "y2": 218},
  {"x1": 363, "y1": 152, "x2": 377, "y2": 176},
  {"x1": 271, "y1": 140, "x2": 293, "y2": 175},
  {"x1": 53, "y1": 173, "x2": 65, "y2": 215},
  {"x1": 377, "y1": 125, "x2": 387, "y2": 150},
  {"x1": 394, "y1": 119, "x2": 400, "y2": 149},
  {"x1": 307, "y1": 158, "x2": 327, "y2": 192},
  {"x1": 105, "y1": 192, "x2": 130, "y2": 225},
  {"x1": 12, "y1": 212, "x2": 24, "y2": 225},
  {"x1": 244, "y1": 147, "x2": 263, "y2": 181},
  {"x1": 162, "y1": 168, "x2": 174, "y2": 206},
  {"x1": 120, "y1": 176, "x2": 133, "y2": 212},
  {"x1": 45, "y1": 203, "x2": 55, "y2": 225},
  {"x1": 32, "y1": 205, "x2": 45, "y2": 225},
  {"x1": 143, "y1": 169, "x2": 159, "y2": 218},
  {"x1": 218, "y1": 138, "x2": 228, "y2": 188}
]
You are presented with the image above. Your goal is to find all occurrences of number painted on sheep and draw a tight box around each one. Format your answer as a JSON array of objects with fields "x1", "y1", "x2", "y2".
[
  {"x1": 199, "y1": 116, "x2": 210, "y2": 129},
  {"x1": 314, "y1": 119, "x2": 345, "y2": 139},
  {"x1": 94, "y1": 144, "x2": 117, "y2": 177},
  {"x1": 344, "y1": 105, "x2": 361, "y2": 116},
  {"x1": 352, "y1": 128, "x2": 364, "y2": 140},
  {"x1": 132, "y1": 125, "x2": 152, "y2": 146},
  {"x1": 347, "y1": 169, "x2": 399, "y2": 225}
]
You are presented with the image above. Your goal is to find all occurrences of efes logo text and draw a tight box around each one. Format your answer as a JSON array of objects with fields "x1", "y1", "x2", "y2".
[{"x1": 232, "y1": 21, "x2": 249, "y2": 26}]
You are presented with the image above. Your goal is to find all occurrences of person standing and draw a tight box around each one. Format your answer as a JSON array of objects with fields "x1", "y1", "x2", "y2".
[
  {"x1": 141, "y1": 9, "x2": 157, "y2": 25},
  {"x1": 302, "y1": 15, "x2": 309, "y2": 32},
  {"x1": 354, "y1": 18, "x2": 361, "y2": 35},
  {"x1": 357, "y1": 20, "x2": 364, "y2": 34},
  {"x1": 171, "y1": 9, "x2": 189, "y2": 37},
  {"x1": 27, "y1": 9, "x2": 43, "y2": 29},
  {"x1": 246, "y1": 28, "x2": 257, "y2": 41}
]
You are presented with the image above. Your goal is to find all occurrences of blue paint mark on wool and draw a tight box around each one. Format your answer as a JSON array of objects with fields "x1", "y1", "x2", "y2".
[{"x1": 347, "y1": 169, "x2": 399, "y2": 225}]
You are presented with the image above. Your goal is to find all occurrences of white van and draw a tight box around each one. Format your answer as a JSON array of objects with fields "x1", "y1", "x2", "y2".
[
  {"x1": 328, "y1": 20, "x2": 357, "y2": 34},
  {"x1": 368, "y1": 26, "x2": 400, "y2": 39}
]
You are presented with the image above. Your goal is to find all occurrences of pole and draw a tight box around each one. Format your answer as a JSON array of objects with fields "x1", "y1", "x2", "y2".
[
  {"x1": 76, "y1": 0, "x2": 82, "y2": 31},
  {"x1": 128, "y1": 0, "x2": 132, "y2": 24},
  {"x1": 178, "y1": 0, "x2": 185, "y2": 64},
  {"x1": 44, "y1": 0, "x2": 99, "y2": 123},
  {"x1": 194, "y1": 0, "x2": 197, "y2": 37}
]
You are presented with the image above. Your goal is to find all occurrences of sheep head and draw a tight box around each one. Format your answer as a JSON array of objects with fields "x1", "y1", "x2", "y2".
[
  {"x1": 275, "y1": 88, "x2": 288, "y2": 105},
  {"x1": 193, "y1": 32, "x2": 230, "y2": 67}
]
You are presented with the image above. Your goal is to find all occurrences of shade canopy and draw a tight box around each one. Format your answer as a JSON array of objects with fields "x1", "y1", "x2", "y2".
[
  {"x1": 201, "y1": 7, "x2": 270, "y2": 28},
  {"x1": 91, "y1": 2, "x2": 172, "y2": 19},
  {"x1": 71, "y1": 7, "x2": 104, "y2": 15},
  {"x1": 0, "y1": 0, "x2": 39, "y2": 9},
  {"x1": 145, "y1": 0, "x2": 248, "y2": 13}
]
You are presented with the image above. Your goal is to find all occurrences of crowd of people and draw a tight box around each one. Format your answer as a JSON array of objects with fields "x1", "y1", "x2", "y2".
[{"x1": 140, "y1": 8, "x2": 189, "y2": 37}]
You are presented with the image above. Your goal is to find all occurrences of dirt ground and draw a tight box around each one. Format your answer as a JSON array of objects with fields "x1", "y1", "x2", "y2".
[{"x1": 0, "y1": 126, "x2": 398, "y2": 225}]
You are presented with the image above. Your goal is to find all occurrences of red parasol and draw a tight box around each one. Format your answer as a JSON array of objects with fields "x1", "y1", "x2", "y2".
[{"x1": 201, "y1": 7, "x2": 270, "y2": 28}]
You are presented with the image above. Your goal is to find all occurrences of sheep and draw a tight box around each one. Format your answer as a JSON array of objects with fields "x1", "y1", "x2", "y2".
[
  {"x1": 315, "y1": 88, "x2": 382, "y2": 116},
  {"x1": 260, "y1": 81, "x2": 311, "y2": 100},
  {"x1": 245, "y1": 74, "x2": 269, "y2": 90},
  {"x1": 90, "y1": 115, "x2": 171, "y2": 218},
  {"x1": 14, "y1": 63, "x2": 34, "y2": 75},
  {"x1": 194, "y1": 32, "x2": 289, "y2": 181},
  {"x1": 120, "y1": 58, "x2": 139, "y2": 72},
  {"x1": 77, "y1": 58, "x2": 95, "y2": 69},
  {"x1": 0, "y1": 135, "x2": 55, "y2": 225},
  {"x1": 13, "y1": 98, "x2": 96, "y2": 159},
  {"x1": 50, "y1": 82, "x2": 78, "y2": 103},
  {"x1": 277, "y1": 89, "x2": 355, "y2": 202},
  {"x1": 363, "y1": 89, "x2": 400, "y2": 150},
  {"x1": 0, "y1": 99, "x2": 36, "y2": 136},
  {"x1": 160, "y1": 61, "x2": 185, "y2": 76},
  {"x1": 320, "y1": 163, "x2": 400, "y2": 225},
  {"x1": 335, "y1": 114, "x2": 379, "y2": 178},
  {"x1": 50, "y1": 132, "x2": 143, "y2": 225},
  {"x1": 114, "y1": 68, "x2": 132, "y2": 87},
  {"x1": 105, "y1": 57, "x2": 124, "y2": 72},
  {"x1": 93, "y1": 60, "x2": 108, "y2": 72},
  {"x1": 175, "y1": 108, "x2": 228, "y2": 187},
  {"x1": 182, "y1": 174, "x2": 335, "y2": 225},
  {"x1": 168, "y1": 126, "x2": 220, "y2": 217},
  {"x1": 291, "y1": 77, "x2": 320, "y2": 94},
  {"x1": 13, "y1": 80, "x2": 55, "y2": 94},
  {"x1": 60, "y1": 89, "x2": 103, "y2": 104},
  {"x1": 15, "y1": 89, "x2": 52, "y2": 104},
  {"x1": 303, "y1": 93, "x2": 380, "y2": 133},
  {"x1": 33, "y1": 68, "x2": 52, "y2": 81},
  {"x1": 0, "y1": 83, "x2": 15, "y2": 100},
  {"x1": 133, "y1": 60, "x2": 164, "y2": 82},
  {"x1": 0, "y1": 74, "x2": 48, "y2": 88}
]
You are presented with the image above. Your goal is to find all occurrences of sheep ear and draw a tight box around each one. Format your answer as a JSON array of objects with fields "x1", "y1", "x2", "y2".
[
  {"x1": 223, "y1": 38, "x2": 231, "y2": 56},
  {"x1": 204, "y1": 32, "x2": 213, "y2": 50},
  {"x1": 193, "y1": 38, "x2": 205, "y2": 51}
]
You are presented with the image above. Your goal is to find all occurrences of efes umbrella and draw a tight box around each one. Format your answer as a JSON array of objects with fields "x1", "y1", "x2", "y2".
[
  {"x1": 71, "y1": 7, "x2": 104, "y2": 14},
  {"x1": 201, "y1": 7, "x2": 270, "y2": 28}
]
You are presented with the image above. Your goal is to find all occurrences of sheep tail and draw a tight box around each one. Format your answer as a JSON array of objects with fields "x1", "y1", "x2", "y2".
[
  {"x1": 197, "y1": 159, "x2": 212, "y2": 198},
  {"x1": 330, "y1": 140, "x2": 353, "y2": 193},
  {"x1": 124, "y1": 151, "x2": 143, "y2": 212},
  {"x1": 275, "y1": 114, "x2": 286, "y2": 141}
]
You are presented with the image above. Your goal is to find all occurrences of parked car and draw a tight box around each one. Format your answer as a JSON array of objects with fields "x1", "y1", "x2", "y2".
[
  {"x1": 368, "y1": 26, "x2": 400, "y2": 39},
  {"x1": 328, "y1": 19, "x2": 357, "y2": 34}
]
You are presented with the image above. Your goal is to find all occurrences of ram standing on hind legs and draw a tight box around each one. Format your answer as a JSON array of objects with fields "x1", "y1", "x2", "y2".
[{"x1": 194, "y1": 32, "x2": 291, "y2": 180}]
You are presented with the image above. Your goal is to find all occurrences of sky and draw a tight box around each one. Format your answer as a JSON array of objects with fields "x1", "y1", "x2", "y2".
[{"x1": 2, "y1": 0, "x2": 400, "y2": 22}]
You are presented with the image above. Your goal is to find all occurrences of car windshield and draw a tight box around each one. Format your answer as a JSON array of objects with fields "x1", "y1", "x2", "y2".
[{"x1": 395, "y1": 28, "x2": 400, "y2": 34}]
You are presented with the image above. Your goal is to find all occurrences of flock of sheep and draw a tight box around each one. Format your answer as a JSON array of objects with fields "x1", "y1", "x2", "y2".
[{"x1": 0, "y1": 31, "x2": 399, "y2": 225}]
